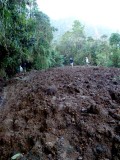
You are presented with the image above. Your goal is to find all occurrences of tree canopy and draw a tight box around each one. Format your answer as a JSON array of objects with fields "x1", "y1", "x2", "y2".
[
  {"x1": 55, "y1": 20, "x2": 120, "y2": 67},
  {"x1": 0, "y1": 2, "x2": 119, "y2": 77},
  {"x1": 0, "y1": 0, "x2": 63, "y2": 77}
]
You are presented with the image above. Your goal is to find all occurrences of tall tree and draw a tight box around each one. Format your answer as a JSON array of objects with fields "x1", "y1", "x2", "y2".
[
  {"x1": 56, "y1": 20, "x2": 86, "y2": 65},
  {"x1": 109, "y1": 33, "x2": 120, "y2": 48},
  {"x1": 109, "y1": 33, "x2": 120, "y2": 67},
  {"x1": 0, "y1": 0, "x2": 58, "y2": 76}
]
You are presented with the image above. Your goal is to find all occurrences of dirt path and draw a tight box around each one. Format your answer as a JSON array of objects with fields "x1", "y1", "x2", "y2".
[{"x1": 0, "y1": 66, "x2": 120, "y2": 160}]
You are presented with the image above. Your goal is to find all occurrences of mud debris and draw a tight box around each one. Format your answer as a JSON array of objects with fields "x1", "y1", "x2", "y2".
[{"x1": 0, "y1": 66, "x2": 120, "y2": 160}]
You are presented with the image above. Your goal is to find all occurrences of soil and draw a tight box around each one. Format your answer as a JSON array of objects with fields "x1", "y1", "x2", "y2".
[{"x1": 0, "y1": 66, "x2": 120, "y2": 160}]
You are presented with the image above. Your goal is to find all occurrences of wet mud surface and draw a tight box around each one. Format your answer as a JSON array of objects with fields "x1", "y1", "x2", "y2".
[{"x1": 0, "y1": 66, "x2": 120, "y2": 160}]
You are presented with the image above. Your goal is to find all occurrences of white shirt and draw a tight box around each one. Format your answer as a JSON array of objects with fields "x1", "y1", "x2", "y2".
[
  {"x1": 86, "y1": 57, "x2": 89, "y2": 63},
  {"x1": 20, "y1": 66, "x2": 23, "y2": 72}
]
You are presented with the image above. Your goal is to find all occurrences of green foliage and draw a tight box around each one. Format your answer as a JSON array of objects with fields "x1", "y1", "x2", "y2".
[
  {"x1": 109, "y1": 33, "x2": 120, "y2": 47},
  {"x1": 56, "y1": 20, "x2": 86, "y2": 65},
  {"x1": 0, "y1": 68, "x2": 6, "y2": 78},
  {"x1": 108, "y1": 48, "x2": 120, "y2": 67},
  {"x1": 50, "y1": 50, "x2": 64, "y2": 67},
  {"x1": 109, "y1": 33, "x2": 120, "y2": 67},
  {"x1": 0, "y1": 0, "x2": 63, "y2": 77},
  {"x1": 74, "y1": 52, "x2": 86, "y2": 65},
  {"x1": 56, "y1": 20, "x2": 120, "y2": 68},
  {"x1": 72, "y1": 20, "x2": 85, "y2": 38}
]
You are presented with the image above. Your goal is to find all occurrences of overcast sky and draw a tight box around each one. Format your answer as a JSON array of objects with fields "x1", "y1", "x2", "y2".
[{"x1": 37, "y1": 0, "x2": 120, "y2": 30}]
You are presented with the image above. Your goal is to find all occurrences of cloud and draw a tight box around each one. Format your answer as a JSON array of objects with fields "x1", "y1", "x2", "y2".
[{"x1": 37, "y1": 0, "x2": 120, "y2": 30}]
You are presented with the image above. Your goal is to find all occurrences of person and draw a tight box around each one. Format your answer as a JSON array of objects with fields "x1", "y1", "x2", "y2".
[
  {"x1": 85, "y1": 57, "x2": 89, "y2": 65},
  {"x1": 19, "y1": 65, "x2": 23, "y2": 72},
  {"x1": 70, "y1": 57, "x2": 74, "y2": 67},
  {"x1": 22, "y1": 62, "x2": 26, "y2": 72}
]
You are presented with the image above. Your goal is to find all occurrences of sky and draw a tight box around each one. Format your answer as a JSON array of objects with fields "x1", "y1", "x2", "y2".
[{"x1": 36, "y1": 0, "x2": 120, "y2": 30}]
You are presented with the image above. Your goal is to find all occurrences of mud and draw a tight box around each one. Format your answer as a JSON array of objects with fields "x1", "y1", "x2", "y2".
[{"x1": 0, "y1": 66, "x2": 120, "y2": 160}]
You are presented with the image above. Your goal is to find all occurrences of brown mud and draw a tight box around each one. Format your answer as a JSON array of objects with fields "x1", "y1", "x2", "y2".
[{"x1": 0, "y1": 66, "x2": 120, "y2": 160}]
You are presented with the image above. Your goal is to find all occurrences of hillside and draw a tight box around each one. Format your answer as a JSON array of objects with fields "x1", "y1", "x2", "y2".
[
  {"x1": 51, "y1": 18, "x2": 115, "y2": 41},
  {"x1": 0, "y1": 66, "x2": 120, "y2": 160}
]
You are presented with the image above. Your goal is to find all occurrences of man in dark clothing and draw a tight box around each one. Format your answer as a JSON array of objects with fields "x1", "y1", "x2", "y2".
[{"x1": 70, "y1": 58, "x2": 74, "y2": 67}]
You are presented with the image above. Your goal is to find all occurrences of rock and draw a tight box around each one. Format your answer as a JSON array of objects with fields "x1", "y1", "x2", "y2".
[
  {"x1": 94, "y1": 144, "x2": 109, "y2": 157},
  {"x1": 113, "y1": 135, "x2": 120, "y2": 143},
  {"x1": 81, "y1": 108, "x2": 87, "y2": 113},
  {"x1": 109, "y1": 111, "x2": 120, "y2": 121},
  {"x1": 45, "y1": 85, "x2": 57, "y2": 95},
  {"x1": 47, "y1": 154, "x2": 52, "y2": 160},
  {"x1": 77, "y1": 156, "x2": 83, "y2": 160},
  {"x1": 87, "y1": 104, "x2": 100, "y2": 114},
  {"x1": 44, "y1": 133, "x2": 57, "y2": 148},
  {"x1": 115, "y1": 125, "x2": 120, "y2": 134}
]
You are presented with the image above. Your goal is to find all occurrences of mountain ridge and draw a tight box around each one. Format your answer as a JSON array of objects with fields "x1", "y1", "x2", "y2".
[{"x1": 50, "y1": 17, "x2": 117, "y2": 41}]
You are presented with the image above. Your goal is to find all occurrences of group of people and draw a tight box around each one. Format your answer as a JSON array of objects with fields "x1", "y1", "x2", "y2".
[
  {"x1": 19, "y1": 57, "x2": 89, "y2": 72},
  {"x1": 69, "y1": 57, "x2": 89, "y2": 67},
  {"x1": 19, "y1": 62, "x2": 26, "y2": 72},
  {"x1": 19, "y1": 61, "x2": 32, "y2": 73}
]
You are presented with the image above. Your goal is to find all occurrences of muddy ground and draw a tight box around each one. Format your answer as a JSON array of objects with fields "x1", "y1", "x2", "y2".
[{"x1": 0, "y1": 66, "x2": 120, "y2": 160}]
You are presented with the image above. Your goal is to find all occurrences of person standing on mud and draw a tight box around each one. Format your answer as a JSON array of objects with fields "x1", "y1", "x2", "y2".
[
  {"x1": 70, "y1": 57, "x2": 74, "y2": 67},
  {"x1": 19, "y1": 65, "x2": 23, "y2": 72},
  {"x1": 85, "y1": 57, "x2": 89, "y2": 66},
  {"x1": 22, "y1": 62, "x2": 27, "y2": 72}
]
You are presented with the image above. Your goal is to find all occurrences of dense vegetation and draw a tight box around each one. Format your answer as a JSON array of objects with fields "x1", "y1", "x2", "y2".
[
  {"x1": 0, "y1": 1, "x2": 120, "y2": 77},
  {"x1": 55, "y1": 20, "x2": 120, "y2": 67},
  {"x1": 0, "y1": 0, "x2": 63, "y2": 77}
]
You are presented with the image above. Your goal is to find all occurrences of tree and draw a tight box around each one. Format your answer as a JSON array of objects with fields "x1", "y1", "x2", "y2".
[
  {"x1": 56, "y1": 20, "x2": 86, "y2": 65},
  {"x1": 32, "y1": 11, "x2": 55, "y2": 69},
  {"x1": 96, "y1": 35, "x2": 110, "y2": 66},
  {"x1": 0, "y1": 0, "x2": 31, "y2": 75},
  {"x1": 72, "y1": 20, "x2": 85, "y2": 38},
  {"x1": 109, "y1": 33, "x2": 120, "y2": 67},
  {"x1": 109, "y1": 33, "x2": 120, "y2": 48},
  {"x1": 0, "y1": 0, "x2": 59, "y2": 76}
]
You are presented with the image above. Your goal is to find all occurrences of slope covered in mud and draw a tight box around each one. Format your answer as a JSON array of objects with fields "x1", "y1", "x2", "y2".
[{"x1": 0, "y1": 66, "x2": 120, "y2": 160}]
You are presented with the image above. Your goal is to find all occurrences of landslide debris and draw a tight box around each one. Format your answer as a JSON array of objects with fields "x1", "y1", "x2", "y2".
[{"x1": 0, "y1": 66, "x2": 120, "y2": 160}]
